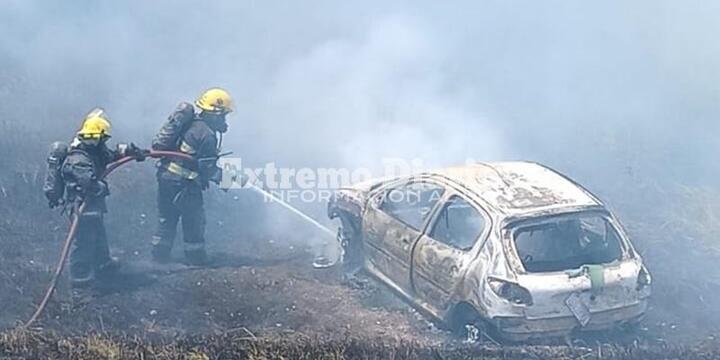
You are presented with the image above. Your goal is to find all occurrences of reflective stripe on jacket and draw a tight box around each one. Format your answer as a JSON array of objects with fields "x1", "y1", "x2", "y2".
[{"x1": 158, "y1": 119, "x2": 218, "y2": 184}]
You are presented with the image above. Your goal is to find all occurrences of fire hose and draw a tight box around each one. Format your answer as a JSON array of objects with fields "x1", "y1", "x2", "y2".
[{"x1": 23, "y1": 150, "x2": 194, "y2": 329}]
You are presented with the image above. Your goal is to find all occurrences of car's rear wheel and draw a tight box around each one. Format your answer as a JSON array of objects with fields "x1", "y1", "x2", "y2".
[
  {"x1": 448, "y1": 303, "x2": 499, "y2": 344},
  {"x1": 619, "y1": 316, "x2": 644, "y2": 335}
]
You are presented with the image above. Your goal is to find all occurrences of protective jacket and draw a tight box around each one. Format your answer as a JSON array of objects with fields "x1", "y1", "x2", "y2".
[
  {"x1": 61, "y1": 138, "x2": 122, "y2": 215},
  {"x1": 157, "y1": 117, "x2": 220, "y2": 188}
]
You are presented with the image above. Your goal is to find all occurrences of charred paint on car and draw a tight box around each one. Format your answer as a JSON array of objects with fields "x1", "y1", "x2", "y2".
[{"x1": 328, "y1": 161, "x2": 650, "y2": 341}]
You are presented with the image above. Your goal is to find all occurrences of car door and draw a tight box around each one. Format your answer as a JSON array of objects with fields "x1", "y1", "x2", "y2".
[
  {"x1": 363, "y1": 180, "x2": 445, "y2": 292},
  {"x1": 411, "y1": 193, "x2": 489, "y2": 311}
]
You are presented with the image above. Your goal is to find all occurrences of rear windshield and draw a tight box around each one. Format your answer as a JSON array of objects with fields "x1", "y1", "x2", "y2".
[{"x1": 512, "y1": 214, "x2": 624, "y2": 273}]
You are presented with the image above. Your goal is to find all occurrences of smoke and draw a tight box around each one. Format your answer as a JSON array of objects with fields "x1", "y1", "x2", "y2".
[
  {"x1": 1, "y1": 1, "x2": 719, "y2": 244},
  {"x1": 255, "y1": 15, "x2": 504, "y2": 169},
  {"x1": 2, "y1": 1, "x2": 717, "y2": 179},
  {"x1": 3, "y1": 0, "x2": 720, "y2": 341}
]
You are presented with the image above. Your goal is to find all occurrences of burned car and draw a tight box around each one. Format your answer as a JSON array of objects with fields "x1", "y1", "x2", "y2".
[{"x1": 328, "y1": 162, "x2": 651, "y2": 341}]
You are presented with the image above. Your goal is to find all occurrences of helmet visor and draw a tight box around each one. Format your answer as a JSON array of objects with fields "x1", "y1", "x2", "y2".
[{"x1": 78, "y1": 133, "x2": 110, "y2": 141}]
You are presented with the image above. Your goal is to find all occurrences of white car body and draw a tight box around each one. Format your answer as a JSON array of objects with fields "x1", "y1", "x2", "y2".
[{"x1": 328, "y1": 162, "x2": 650, "y2": 340}]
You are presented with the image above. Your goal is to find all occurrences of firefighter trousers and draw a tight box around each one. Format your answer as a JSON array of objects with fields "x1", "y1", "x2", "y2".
[
  {"x1": 152, "y1": 178, "x2": 206, "y2": 255},
  {"x1": 69, "y1": 213, "x2": 112, "y2": 286}
]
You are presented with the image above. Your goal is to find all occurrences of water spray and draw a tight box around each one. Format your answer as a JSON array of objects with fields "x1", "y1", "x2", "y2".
[{"x1": 246, "y1": 183, "x2": 340, "y2": 268}]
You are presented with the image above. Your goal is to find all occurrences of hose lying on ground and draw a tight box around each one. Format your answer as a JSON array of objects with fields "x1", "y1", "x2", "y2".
[{"x1": 23, "y1": 150, "x2": 194, "y2": 329}]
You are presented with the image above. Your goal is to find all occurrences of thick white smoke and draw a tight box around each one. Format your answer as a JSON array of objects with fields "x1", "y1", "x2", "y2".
[
  {"x1": 255, "y1": 15, "x2": 505, "y2": 170},
  {"x1": 1, "y1": 0, "x2": 719, "y2": 252}
]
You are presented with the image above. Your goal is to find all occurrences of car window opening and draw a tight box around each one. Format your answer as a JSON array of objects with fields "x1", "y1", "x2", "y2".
[
  {"x1": 512, "y1": 215, "x2": 623, "y2": 273},
  {"x1": 429, "y1": 196, "x2": 485, "y2": 251},
  {"x1": 379, "y1": 182, "x2": 445, "y2": 230}
]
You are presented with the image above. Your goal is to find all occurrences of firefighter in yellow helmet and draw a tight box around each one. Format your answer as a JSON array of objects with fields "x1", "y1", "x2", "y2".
[
  {"x1": 151, "y1": 88, "x2": 234, "y2": 265},
  {"x1": 60, "y1": 108, "x2": 146, "y2": 287}
]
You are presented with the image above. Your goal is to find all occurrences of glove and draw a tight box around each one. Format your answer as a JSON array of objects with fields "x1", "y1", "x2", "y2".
[
  {"x1": 208, "y1": 166, "x2": 223, "y2": 185},
  {"x1": 119, "y1": 143, "x2": 149, "y2": 161},
  {"x1": 94, "y1": 180, "x2": 110, "y2": 197},
  {"x1": 129, "y1": 143, "x2": 149, "y2": 161}
]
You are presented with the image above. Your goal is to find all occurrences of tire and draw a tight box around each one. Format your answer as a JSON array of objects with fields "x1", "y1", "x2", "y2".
[
  {"x1": 448, "y1": 303, "x2": 499, "y2": 344},
  {"x1": 619, "y1": 317, "x2": 643, "y2": 335},
  {"x1": 448, "y1": 303, "x2": 481, "y2": 336}
]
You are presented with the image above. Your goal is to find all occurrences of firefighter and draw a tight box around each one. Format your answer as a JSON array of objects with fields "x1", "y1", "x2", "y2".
[
  {"x1": 152, "y1": 88, "x2": 233, "y2": 265},
  {"x1": 62, "y1": 108, "x2": 146, "y2": 287}
]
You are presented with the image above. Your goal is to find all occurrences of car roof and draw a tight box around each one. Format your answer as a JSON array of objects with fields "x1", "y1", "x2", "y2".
[{"x1": 427, "y1": 162, "x2": 602, "y2": 216}]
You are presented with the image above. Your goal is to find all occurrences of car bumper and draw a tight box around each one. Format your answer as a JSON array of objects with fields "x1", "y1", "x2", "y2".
[{"x1": 492, "y1": 301, "x2": 647, "y2": 341}]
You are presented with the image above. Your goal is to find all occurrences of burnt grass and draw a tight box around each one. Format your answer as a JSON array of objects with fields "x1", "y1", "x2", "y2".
[
  {"x1": 3, "y1": 330, "x2": 720, "y2": 360},
  {"x1": 1, "y1": 138, "x2": 720, "y2": 358}
]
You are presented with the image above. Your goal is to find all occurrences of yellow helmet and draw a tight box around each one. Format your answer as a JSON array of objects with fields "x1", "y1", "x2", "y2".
[
  {"x1": 77, "y1": 108, "x2": 112, "y2": 140},
  {"x1": 195, "y1": 88, "x2": 234, "y2": 113}
]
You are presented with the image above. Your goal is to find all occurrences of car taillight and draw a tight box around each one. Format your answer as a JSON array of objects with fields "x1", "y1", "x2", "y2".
[
  {"x1": 488, "y1": 277, "x2": 533, "y2": 306},
  {"x1": 636, "y1": 266, "x2": 652, "y2": 291}
]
